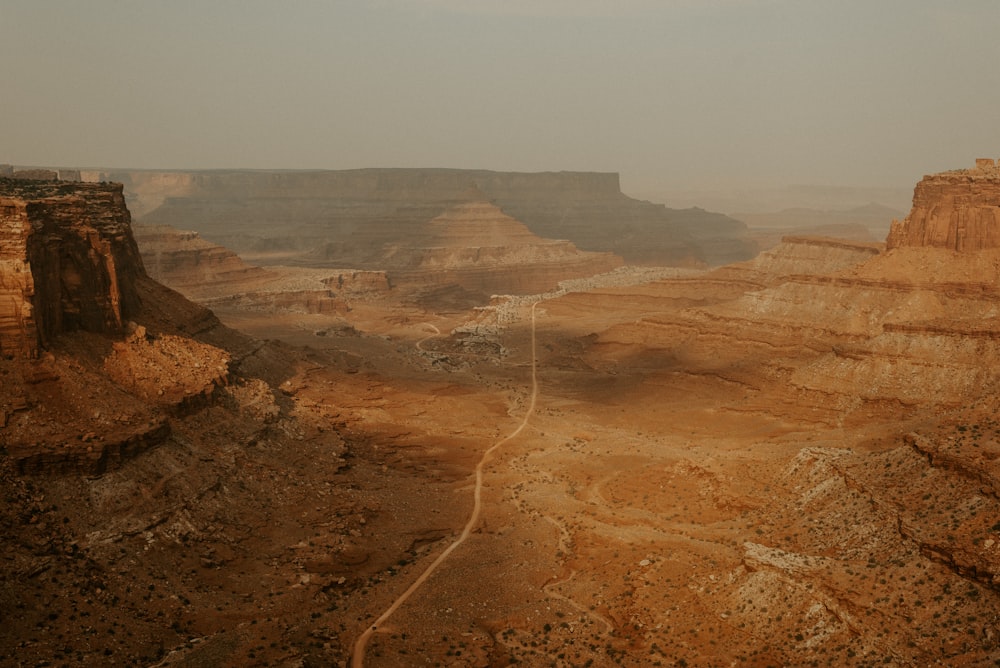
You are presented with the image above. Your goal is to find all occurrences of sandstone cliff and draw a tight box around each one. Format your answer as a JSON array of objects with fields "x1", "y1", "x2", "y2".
[
  {"x1": 133, "y1": 223, "x2": 275, "y2": 294},
  {"x1": 0, "y1": 179, "x2": 145, "y2": 359},
  {"x1": 133, "y1": 223, "x2": 391, "y2": 314},
  {"x1": 586, "y1": 157, "x2": 1000, "y2": 417},
  {"x1": 0, "y1": 177, "x2": 255, "y2": 474},
  {"x1": 887, "y1": 158, "x2": 1000, "y2": 251},
  {"x1": 130, "y1": 199, "x2": 621, "y2": 311}
]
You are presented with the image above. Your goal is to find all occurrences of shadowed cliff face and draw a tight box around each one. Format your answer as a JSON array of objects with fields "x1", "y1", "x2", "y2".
[
  {"x1": 98, "y1": 168, "x2": 755, "y2": 267},
  {"x1": 0, "y1": 179, "x2": 145, "y2": 358}
]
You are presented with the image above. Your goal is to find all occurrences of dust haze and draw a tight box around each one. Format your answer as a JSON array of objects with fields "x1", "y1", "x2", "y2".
[{"x1": 3, "y1": 1, "x2": 1000, "y2": 666}]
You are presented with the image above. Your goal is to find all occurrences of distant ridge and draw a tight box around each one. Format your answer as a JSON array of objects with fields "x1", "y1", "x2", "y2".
[{"x1": 81, "y1": 167, "x2": 756, "y2": 268}]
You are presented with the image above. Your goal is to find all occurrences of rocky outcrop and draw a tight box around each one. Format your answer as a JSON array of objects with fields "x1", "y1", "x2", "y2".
[
  {"x1": 562, "y1": 162, "x2": 1000, "y2": 434},
  {"x1": 132, "y1": 223, "x2": 391, "y2": 314},
  {"x1": 92, "y1": 168, "x2": 755, "y2": 267},
  {"x1": 377, "y1": 200, "x2": 623, "y2": 297},
  {"x1": 11, "y1": 169, "x2": 59, "y2": 181},
  {"x1": 0, "y1": 176, "x2": 256, "y2": 474},
  {"x1": 133, "y1": 223, "x2": 275, "y2": 294},
  {"x1": 130, "y1": 199, "x2": 620, "y2": 309},
  {"x1": 0, "y1": 179, "x2": 145, "y2": 359},
  {"x1": 887, "y1": 158, "x2": 1000, "y2": 251}
]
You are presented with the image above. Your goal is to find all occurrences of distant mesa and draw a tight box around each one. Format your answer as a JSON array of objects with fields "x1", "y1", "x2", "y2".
[
  {"x1": 887, "y1": 158, "x2": 1000, "y2": 251},
  {"x1": 0, "y1": 165, "x2": 81, "y2": 182},
  {"x1": 92, "y1": 167, "x2": 756, "y2": 268},
  {"x1": 133, "y1": 223, "x2": 276, "y2": 296}
]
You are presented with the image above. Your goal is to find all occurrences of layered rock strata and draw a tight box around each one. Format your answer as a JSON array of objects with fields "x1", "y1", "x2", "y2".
[
  {"x1": 0, "y1": 177, "x2": 250, "y2": 474},
  {"x1": 585, "y1": 157, "x2": 1000, "y2": 419},
  {"x1": 133, "y1": 224, "x2": 274, "y2": 292},
  {"x1": 133, "y1": 223, "x2": 390, "y2": 314},
  {"x1": 887, "y1": 158, "x2": 1000, "y2": 251},
  {"x1": 91, "y1": 168, "x2": 755, "y2": 267},
  {"x1": 377, "y1": 200, "x2": 623, "y2": 297},
  {"x1": 505, "y1": 167, "x2": 1000, "y2": 663},
  {"x1": 0, "y1": 179, "x2": 144, "y2": 359},
  {"x1": 131, "y1": 201, "x2": 621, "y2": 310}
]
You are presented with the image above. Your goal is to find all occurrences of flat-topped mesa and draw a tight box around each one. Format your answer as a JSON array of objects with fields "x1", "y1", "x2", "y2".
[
  {"x1": 0, "y1": 178, "x2": 145, "y2": 359},
  {"x1": 102, "y1": 167, "x2": 754, "y2": 267},
  {"x1": 886, "y1": 158, "x2": 1000, "y2": 251}
]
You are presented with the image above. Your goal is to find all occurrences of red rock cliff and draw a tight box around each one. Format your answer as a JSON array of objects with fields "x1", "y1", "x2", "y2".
[
  {"x1": 0, "y1": 178, "x2": 145, "y2": 358},
  {"x1": 887, "y1": 158, "x2": 1000, "y2": 251}
]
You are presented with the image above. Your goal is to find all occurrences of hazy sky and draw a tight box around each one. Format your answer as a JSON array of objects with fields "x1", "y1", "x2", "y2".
[{"x1": 3, "y1": 0, "x2": 999, "y2": 201}]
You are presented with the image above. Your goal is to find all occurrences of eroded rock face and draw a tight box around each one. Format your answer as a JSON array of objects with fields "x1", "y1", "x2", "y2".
[
  {"x1": 0, "y1": 179, "x2": 145, "y2": 359},
  {"x1": 133, "y1": 223, "x2": 392, "y2": 314},
  {"x1": 133, "y1": 223, "x2": 273, "y2": 292},
  {"x1": 887, "y1": 158, "x2": 1000, "y2": 251}
]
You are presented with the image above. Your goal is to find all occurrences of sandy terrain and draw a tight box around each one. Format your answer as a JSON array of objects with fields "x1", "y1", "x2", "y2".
[
  {"x1": 5, "y1": 258, "x2": 999, "y2": 667},
  {"x1": 197, "y1": 259, "x2": 1000, "y2": 667}
]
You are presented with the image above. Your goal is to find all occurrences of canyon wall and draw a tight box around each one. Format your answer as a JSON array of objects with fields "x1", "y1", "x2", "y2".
[
  {"x1": 94, "y1": 168, "x2": 754, "y2": 267},
  {"x1": 0, "y1": 176, "x2": 253, "y2": 474},
  {"x1": 133, "y1": 223, "x2": 392, "y2": 314},
  {"x1": 887, "y1": 158, "x2": 1000, "y2": 251},
  {"x1": 129, "y1": 196, "x2": 623, "y2": 309},
  {"x1": 584, "y1": 160, "x2": 1000, "y2": 421},
  {"x1": 0, "y1": 179, "x2": 145, "y2": 358}
]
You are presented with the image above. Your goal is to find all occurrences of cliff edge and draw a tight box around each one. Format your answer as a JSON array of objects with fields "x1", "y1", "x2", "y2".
[
  {"x1": 0, "y1": 179, "x2": 145, "y2": 359},
  {"x1": 0, "y1": 176, "x2": 255, "y2": 474},
  {"x1": 887, "y1": 158, "x2": 1000, "y2": 251}
]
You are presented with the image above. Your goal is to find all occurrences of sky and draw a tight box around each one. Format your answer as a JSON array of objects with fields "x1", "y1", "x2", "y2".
[{"x1": 2, "y1": 0, "x2": 999, "y2": 206}]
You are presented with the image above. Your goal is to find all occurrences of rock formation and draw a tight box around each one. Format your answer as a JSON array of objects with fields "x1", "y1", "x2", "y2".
[
  {"x1": 133, "y1": 223, "x2": 275, "y2": 295},
  {"x1": 133, "y1": 223, "x2": 391, "y2": 314},
  {"x1": 10, "y1": 169, "x2": 59, "y2": 181},
  {"x1": 0, "y1": 176, "x2": 254, "y2": 474},
  {"x1": 887, "y1": 158, "x2": 1000, "y2": 251},
  {"x1": 130, "y1": 198, "x2": 621, "y2": 311},
  {"x1": 8, "y1": 161, "x2": 1000, "y2": 666},
  {"x1": 375, "y1": 199, "x2": 623, "y2": 298},
  {"x1": 0, "y1": 178, "x2": 145, "y2": 359},
  {"x1": 91, "y1": 167, "x2": 755, "y2": 267}
]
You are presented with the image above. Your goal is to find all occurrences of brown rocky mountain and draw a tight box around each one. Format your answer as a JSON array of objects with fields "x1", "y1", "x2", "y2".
[
  {"x1": 888, "y1": 157, "x2": 1000, "y2": 250},
  {"x1": 91, "y1": 167, "x2": 755, "y2": 267},
  {"x1": 4, "y1": 161, "x2": 1000, "y2": 666},
  {"x1": 133, "y1": 224, "x2": 275, "y2": 294}
]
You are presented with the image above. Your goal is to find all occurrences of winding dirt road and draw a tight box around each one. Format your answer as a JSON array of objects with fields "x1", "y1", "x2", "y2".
[
  {"x1": 414, "y1": 323, "x2": 440, "y2": 352},
  {"x1": 351, "y1": 302, "x2": 540, "y2": 667}
]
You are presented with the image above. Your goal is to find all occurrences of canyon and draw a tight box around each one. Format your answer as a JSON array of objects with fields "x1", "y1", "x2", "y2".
[{"x1": 2, "y1": 161, "x2": 1000, "y2": 666}]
